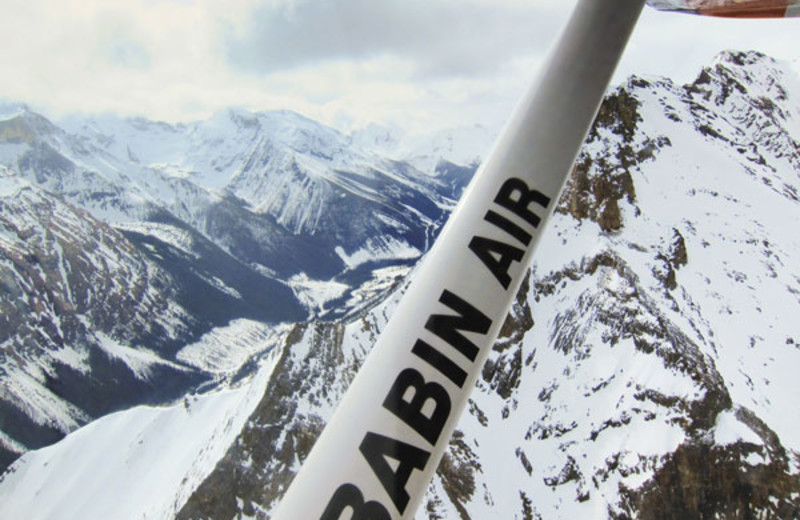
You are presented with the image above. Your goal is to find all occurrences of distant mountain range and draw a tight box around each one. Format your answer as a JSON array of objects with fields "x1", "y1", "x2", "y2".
[
  {"x1": 0, "y1": 50, "x2": 799, "y2": 519},
  {"x1": 0, "y1": 103, "x2": 483, "y2": 470}
]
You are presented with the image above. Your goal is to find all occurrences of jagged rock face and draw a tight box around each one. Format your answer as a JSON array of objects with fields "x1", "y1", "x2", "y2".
[
  {"x1": 176, "y1": 290, "x2": 399, "y2": 520},
  {"x1": 617, "y1": 409, "x2": 800, "y2": 519},
  {"x1": 0, "y1": 106, "x2": 474, "y2": 472},
  {"x1": 172, "y1": 51, "x2": 800, "y2": 519},
  {"x1": 559, "y1": 83, "x2": 670, "y2": 232},
  {"x1": 0, "y1": 51, "x2": 798, "y2": 520},
  {"x1": 0, "y1": 172, "x2": 205, "y2": 468},
  {"x1": 467, "y1": 50, "x2": 800, "y2": 519}
]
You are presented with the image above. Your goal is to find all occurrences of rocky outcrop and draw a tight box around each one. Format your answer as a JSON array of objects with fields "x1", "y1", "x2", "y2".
[
  {"x1": 0, "y1": 178, "x2": 206, "y2": 468},
  {"x1": 176, "y1": 321, "x2": 353, "y2": 520},
  {"x1": 559, "y1": 82, "x2": 671, "y2": 232},
  {"x1": 617, "y1": 412, "x2": 800, "y2": 520}
]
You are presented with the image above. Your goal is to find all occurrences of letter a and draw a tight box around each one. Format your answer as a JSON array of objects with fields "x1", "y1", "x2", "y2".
[
  {"x1": 468, "y1": 236, "x2": 524, "y2": 289},
  {"x1": 359, "y1": 432, "x2": 430, "y2": 514}
]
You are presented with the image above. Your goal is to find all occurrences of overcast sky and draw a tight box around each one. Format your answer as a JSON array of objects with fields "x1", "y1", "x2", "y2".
[{"x1": 1, "y1": 0, "x2": 798, "y2": 134}]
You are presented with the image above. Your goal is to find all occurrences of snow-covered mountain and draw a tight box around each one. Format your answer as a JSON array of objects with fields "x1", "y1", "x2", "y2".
[
  {"x1": 1, "y1": 50, "x2": 799, "y2": 519},
  {"x1": 10, "y1": 104, "x2": 471, "y2": 288},
  {"x1": 0, "y1": 168, "x2": 211, "y2": 469},
  {"x1": 0, "y1": 103, "x2": 478, "y2": 471}
]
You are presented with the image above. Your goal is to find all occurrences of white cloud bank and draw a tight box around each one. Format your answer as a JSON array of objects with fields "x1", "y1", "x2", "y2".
[{"x1": 0, "y1": 0, "x2": 797, "y2": 133}]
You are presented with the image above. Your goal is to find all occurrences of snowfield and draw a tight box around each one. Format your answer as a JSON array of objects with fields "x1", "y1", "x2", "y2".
[{"x1": 0, "y1": 349, "x2": 281, "y2": 520}]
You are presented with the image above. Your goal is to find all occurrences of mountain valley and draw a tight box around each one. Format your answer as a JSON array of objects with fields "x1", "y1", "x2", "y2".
[{"x1": 0, "y1": 50, "x2": 799, "y2": 519}]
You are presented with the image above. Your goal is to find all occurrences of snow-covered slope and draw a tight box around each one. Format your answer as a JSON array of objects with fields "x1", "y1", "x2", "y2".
[
  {"x1": 0, "y1": 167, "x2": 206, "y2": 469},
  {"x1": 177, "y1": 50, "x2": 800, "y2": 519},
  {"x1": 0, "y1": 101, "x2": 480, "y2": 471},
  {"x1": 0, "y1": 342, "x2": 284, "y2": 520},
  {"x1": 3, "y1": 105, "x2": 475, "y2": 314},
  {"x1": 1, "y1": 50, "x2": 799, "y2": 519}
]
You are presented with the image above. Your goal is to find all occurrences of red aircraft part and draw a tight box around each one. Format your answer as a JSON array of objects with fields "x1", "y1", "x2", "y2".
[{"x1": 647, "y1": 0, "x2": 800, "y2": 17}]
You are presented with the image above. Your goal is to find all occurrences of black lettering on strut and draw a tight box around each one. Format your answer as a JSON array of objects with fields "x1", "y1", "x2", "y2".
[
  {"x1": 469, "y1": 178, "x2": 552, "y2": 290},
  {"x1": 411, "y1": 339, "x2": 467, "y2": 388},
  {"x1": 484, "y1": 210, "x2": 532, "y2": 246},
  {"x1": 494, "y1": 177, "x2": 551, "y2": 229},
  {"x1": 425, "y1": 290, "x2": 492, "y2": 361},
  {"x1": 323, "y1": 291, "x2": 493, "y2": 519},
  {"x1": 320, "y1": 483, "x2": 391, "y2": 520},
  {"x1": 468, "y1": 236, "x2": 524, "y2": 290},
  {"x1": 359, "y1": 432, "x2": 430, "y2": 514},
  {"x1": 383, "y1": 368, "x2": 451, "y2": 445}
]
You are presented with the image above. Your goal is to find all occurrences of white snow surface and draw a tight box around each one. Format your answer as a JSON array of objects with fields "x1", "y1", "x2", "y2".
[
  {"x1": 94, "y1": 330, "x2": 188, "y2": 380},
  {"x1": 0, "y1": 351, "x2": 280, "y2": 520},
  {"x1": 335, "y1": 237, "x2": 421, "y2": 269},
  {"x1": 714, "y1": 409, "x2": 763, "y2": 446},
  {"x1": 177, "y1": 319, "x2": 289, "y2": 374},
  {"x1": 0, "y1": 164, "x2": 30, "y2": 197},
  {"x1": 288, "y1": 273, "x2": 350, "y2": 317}
]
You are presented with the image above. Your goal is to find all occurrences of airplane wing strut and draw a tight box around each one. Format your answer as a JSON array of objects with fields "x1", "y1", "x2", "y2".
[
  {"x1": 272, "y1": 0, "x2": 797, "y2": 518},
  {"x1": 272, "y1": 1, "x2": 646, "y2": 518}
]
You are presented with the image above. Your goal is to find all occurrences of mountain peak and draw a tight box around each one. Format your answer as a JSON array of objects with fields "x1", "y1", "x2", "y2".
[
  {"x1": 690, "y1": 49, "x2": 798, "y2": 107},
  {"x1": 714, "y1": 49, "x2": 773, "y2": 68},
  {"x1": 0, "y1": 110, "x2": 58, "y2": 144},
  {"x1": 1, "y1": 51, "x2": 799, "y2": 519}
]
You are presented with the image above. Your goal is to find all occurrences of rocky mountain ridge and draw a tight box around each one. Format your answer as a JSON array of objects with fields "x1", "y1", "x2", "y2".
[
  {"x1": 0, "y1": 102, "x2": 477, "y2": 471},
  {"x1": 0, "y1": 50, "x2": 799, "y2": 519},
  {"x1": 174, "y1": 50, "x2": 800, "y2": 519}
]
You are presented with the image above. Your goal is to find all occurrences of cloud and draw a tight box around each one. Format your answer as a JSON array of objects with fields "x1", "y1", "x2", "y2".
[
  {"x1": 0, "y1": 0, "x2": 245, "y2": 120},
  {"x1": 0, "y1": 0, "x2": 569, "y2": 128},
  {"x1": 91, "y1": 17, "x2": 152, "y2": 70},
  {"x1": 225, "y1": 0, "x2": 564, "y2": 79},
  {"x1": 0, "y1": 0, "x2": 797, "y2": 134}
]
